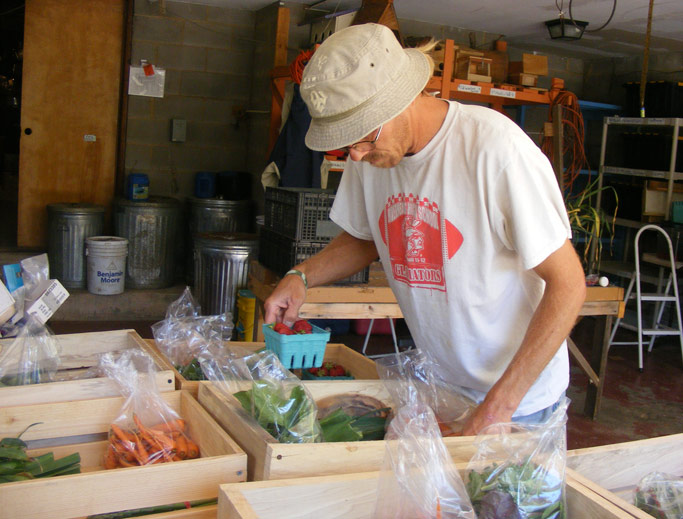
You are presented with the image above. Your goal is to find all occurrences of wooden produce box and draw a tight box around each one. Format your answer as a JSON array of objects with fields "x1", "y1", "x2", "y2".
[
  {"x1": 509, "y1": 53, "x2": 548, "y2": 76},
  {"x1": 567, "y1": 433, "x2": 683, "y2": 518},
  {"x1": 198, "y1": 380, "x2": 478, "y2": 481},
  {"x1": 147, "y1": 340, "x2": 379, "y2": 397},
  {"x1": 0, "y1": 389, "x2": 247, "y2": 519},
  {"x1": 218, "y1": 467, "x2": 635, "y2": 519},
  {"x1": 0, "y1": 329, "x2": 175, "y2": 406}
]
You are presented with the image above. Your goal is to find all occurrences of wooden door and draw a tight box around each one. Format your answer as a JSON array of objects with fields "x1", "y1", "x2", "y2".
[{"x1": 18, "y1": 0, "x2": 124, "y2": 247}]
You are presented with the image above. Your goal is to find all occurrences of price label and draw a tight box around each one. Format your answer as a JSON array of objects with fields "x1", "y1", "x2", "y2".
[
  {"x1": 458, "y1": 84, "x2": 482, "y2": 94},
  {"x1": 490, "y1": 88, "x2": 516, "y2": 99}
]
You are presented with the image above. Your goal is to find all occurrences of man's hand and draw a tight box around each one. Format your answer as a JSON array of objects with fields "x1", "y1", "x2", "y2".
[
  {"x1": 264, "y1": 273, "x2": 307, "y2": 326},
  {"x1": 458, "y1": 401, "x2": 513, "y2": 436}
]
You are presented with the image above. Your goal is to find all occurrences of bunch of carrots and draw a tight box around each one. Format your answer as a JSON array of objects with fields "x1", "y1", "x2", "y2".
[{"x1": 104, "y1": 415, "x2": 199, "y2": 469}]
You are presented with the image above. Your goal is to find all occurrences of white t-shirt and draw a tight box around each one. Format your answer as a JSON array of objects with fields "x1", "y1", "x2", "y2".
[{"x1": 330, "y1": 101, "x2": 572, "y2": 416}]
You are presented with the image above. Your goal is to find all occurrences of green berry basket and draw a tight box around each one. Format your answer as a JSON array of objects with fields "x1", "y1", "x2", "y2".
[{"x1": 262, "y1": 323, "x2": 330, "y2": 370}]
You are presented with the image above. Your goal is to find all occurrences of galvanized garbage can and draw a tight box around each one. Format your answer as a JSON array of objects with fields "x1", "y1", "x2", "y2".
[
  {"x1": 193, "y1": 232, "x2": 258, "y2": 317},
  {"x1": 114, "y1": 196, "x2": 182, "y2": 289},
  {"x1": 186, "y1": 197, "x2": 254, "y2": 284},
  {"x1": 47, "y1": 203, "x2": 105, "y2": 289}
]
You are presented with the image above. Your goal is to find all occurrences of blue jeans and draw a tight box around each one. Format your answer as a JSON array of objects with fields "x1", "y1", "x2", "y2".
[{"x1": 512, "y1": 394, "x2": 566, "y2": 424}]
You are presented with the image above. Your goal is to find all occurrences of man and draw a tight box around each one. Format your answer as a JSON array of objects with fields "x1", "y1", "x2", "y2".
[{"x1": 264, "y1": 23, "x2": 586, "y2": 434}]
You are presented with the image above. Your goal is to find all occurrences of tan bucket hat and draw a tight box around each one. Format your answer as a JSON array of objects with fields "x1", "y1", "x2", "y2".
[{"x1": 300, "y1": 23, "x2": 431, "y2": 152}]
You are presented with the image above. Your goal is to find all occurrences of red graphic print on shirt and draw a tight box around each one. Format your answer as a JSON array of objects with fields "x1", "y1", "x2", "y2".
[{"x1": 379, "y1": 194, "x2": 463, "y2": 290}]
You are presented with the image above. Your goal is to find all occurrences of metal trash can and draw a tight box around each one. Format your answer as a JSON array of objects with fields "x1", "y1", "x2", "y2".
[
  {"x1": 47, "y1": 203, "x2": 105, "y2": 289},
  {"x1": 114, "y1": 196, "x2": 182, "y2": 289},
  {"x1": 186, "y1": 197, "x2": 254, "y2": 284},
  {"x1": 193, "y1": 232, "x2": 258, "y2": 317}
]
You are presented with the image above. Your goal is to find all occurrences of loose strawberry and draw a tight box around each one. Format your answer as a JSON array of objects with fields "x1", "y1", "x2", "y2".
[
  {"x1": 292, "y1": 319, "x2": 313, "y2": 334},
  {"x1": 308, "y1": 367, "x2": 319, "y2": 375},
  {"x1": 273, "y1": 323, "x2": 295, "y2": 335}
]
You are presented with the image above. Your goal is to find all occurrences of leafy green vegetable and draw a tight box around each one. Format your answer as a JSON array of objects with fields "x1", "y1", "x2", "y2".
[
  {"x1": 467, "y1": 461, "x2": 565, "y2": 519},
  {"x1": 176, "y1": 358, "x2": 205, "y2": 381}
]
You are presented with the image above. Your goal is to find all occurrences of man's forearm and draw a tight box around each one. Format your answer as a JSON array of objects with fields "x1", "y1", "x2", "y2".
[{"x1": 293, "y1": 231, "x2": 378, "y2": 288}]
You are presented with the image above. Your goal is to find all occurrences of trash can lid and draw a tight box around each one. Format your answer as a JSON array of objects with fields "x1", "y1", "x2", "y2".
[{"x1": 47, "y1": 202, "x2": 105, "y2": 214}]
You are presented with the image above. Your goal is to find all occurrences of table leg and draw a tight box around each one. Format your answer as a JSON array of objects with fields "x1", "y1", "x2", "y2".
[{"x1": 583, "y1": 315, "x2": 613, "y2": 419}]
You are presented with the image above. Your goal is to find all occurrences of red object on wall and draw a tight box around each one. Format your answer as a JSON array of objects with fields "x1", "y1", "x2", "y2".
[{"x1": 353, "y1": 318, "x2": 395, "y2": 336}]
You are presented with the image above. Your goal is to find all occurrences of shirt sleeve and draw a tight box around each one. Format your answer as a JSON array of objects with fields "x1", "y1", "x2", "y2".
[
  {"x1": 492, "y1": 130, "x2": 572, "y2": 271},
  {"x1": 329, "y1": 162, "x2": 374, "y2": 240}
]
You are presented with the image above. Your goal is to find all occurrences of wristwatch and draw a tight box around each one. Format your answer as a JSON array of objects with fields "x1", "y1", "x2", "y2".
[{"x1": 285, "y1": 269, "x2": 308, "y2": 289}]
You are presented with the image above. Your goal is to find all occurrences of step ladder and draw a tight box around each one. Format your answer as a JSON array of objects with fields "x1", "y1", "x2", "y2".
[{"x1": 607, "y1": 224, "x2": 683, "y2": 371}]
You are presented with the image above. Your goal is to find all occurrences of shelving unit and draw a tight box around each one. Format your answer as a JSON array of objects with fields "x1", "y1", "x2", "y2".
[{"x1": 594, "y1": 117, "x2": 682, "y2": 279}]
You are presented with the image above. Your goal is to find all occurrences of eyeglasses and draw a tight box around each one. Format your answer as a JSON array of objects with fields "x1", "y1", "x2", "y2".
[{"x1": 342, "y1": 125, "x2": 383, "y2": 153}]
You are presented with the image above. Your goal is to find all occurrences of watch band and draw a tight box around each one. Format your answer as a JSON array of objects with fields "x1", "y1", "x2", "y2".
[{"x1": 285, "y1": 269, "x2": 308, "y2": 289}]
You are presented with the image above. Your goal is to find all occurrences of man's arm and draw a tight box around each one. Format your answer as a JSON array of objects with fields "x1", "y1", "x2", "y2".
[
  {"x1": 461, "y1": 239, "x2": 586, "y2": 435},
  {"x1": 264, "y1": 231, "x2": 378, "y2": 326}
]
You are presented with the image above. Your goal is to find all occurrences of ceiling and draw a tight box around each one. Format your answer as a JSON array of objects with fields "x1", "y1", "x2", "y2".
[{"x1": 185, "y1": 0, "x2": 683, "y2": 59}]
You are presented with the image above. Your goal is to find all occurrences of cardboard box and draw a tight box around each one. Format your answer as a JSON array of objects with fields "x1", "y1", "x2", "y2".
[
  {"x1": 509, "y1": 72, "x2": 538, "y2": 87},
  {"x1": 567, "y1": 433, "x2": 683, "y2": 518},
  {"x1": 509, "y1": 53, "x2": 548, "y2": 76},
  {"x1": 146, "y1": 340, "x2": 379, "y2": 398},
  {"x1": 218, "y1": 466, "x2": 635, "y2": 519},
  {"x1": 0, "y1": 329, "x2": 175, "y2": 406},
  {"x1": 0, "y1": 390, "x2": 246, "y2": 519},
  {"x1": 198, "y1": 380, "x2": 478, "y2": 481}
]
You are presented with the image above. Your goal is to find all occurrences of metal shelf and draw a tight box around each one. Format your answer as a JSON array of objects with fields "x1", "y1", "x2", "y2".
[
  {"x1": 604, "y1": 116, "x2": 683, "y2": 127},
  {"x1": 602, "y1": 165, "x2": 683, "y2": 181}
]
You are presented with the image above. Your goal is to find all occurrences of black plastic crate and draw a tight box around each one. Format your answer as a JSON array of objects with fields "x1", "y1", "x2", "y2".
[
  {"x1": 258, "y1": 227, "x2": 368, "y2": 285},
  {"x1": 264, "y1": 187, "x2": 342, "y2": 242}
]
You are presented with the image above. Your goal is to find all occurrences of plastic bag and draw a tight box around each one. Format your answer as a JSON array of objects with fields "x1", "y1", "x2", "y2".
[
  {"x1": 0, "y1": 314, "x2": 60, "y2": 385},
  {"x1": 375, "y1": 349, "x2": 477, "y2": 436},
  {"x1": 633, "y1": 472, "x2": 683, "y2": 519},
  {"x1": 99, "y1": 349, "x2": 200, "y2": 468},
  {"x1": 373, "y1": 398, "x2": 476, "y2": 518},
  {"x1": 151, "y1": 287, "x2": 233, "y2": 380},
  {"x1": 464, "y1": 398, "x2": 570, "y2": 519},
  {"x1": 198, "y1": 344, "x2": 322, "y2": 444}
]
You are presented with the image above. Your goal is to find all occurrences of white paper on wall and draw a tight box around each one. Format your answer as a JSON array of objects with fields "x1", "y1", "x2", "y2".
[{"x1": 128, "y1": 63, "x2": 165, "y2": 98}]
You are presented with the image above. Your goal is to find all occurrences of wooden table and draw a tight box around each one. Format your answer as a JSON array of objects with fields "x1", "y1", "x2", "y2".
[{"x1": 248, "y1": 262, "x2": 624, "y2": 419}]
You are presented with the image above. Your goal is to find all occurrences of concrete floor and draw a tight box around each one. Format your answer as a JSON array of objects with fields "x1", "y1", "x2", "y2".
[{"x1": 48, "y1": 314, "x2": 683, "y2": 451}]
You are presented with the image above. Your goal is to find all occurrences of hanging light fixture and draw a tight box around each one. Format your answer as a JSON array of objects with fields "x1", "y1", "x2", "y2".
[
  {"x1": 545, "y1": 15, "x2": 588, "y2": 40},
  {"x1": 545, "y1": 0, "x2": 588, "y2": 40}
]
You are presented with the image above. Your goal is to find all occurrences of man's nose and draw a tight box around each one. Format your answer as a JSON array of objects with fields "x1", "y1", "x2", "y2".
[{"x1": 348, "y1": 148, "x2": 369, "y2": 161}]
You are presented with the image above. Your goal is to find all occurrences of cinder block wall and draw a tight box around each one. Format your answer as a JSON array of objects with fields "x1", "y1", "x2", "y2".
[{"x1": 125, "y1": 0, "x2": 256, "y2": 200}]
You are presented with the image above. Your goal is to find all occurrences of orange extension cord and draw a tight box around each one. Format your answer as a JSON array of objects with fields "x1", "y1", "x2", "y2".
[
  {"x1": 541, "y1": 89, "x2": 590, "y2": 196},
  {"x1": 290, "y1": 49, "x2": 315, "y2": 85}
]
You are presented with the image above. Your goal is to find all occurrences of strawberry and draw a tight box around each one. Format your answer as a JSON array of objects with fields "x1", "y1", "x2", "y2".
[
  {"x1": 328, "y1": 365, "x2": 347, "y2": 377},
  {"x1": 308, "y1": 367, "x2": 319, "y2": 375},
  {"x1": 292, "y1": 319, "x2": 313, "y2": 334},
  {"x1": 317, "y1": 367, "x2": 328, "y2": 376},
  {"x1": 273, "y1": 323, "x2": 295, "y2": 335}
]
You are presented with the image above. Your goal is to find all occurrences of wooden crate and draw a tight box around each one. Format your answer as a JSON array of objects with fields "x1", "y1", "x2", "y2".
[
  {"x1": 567, "y1": 433, "x2": 683, "y2": 518},
  {"x1": 0, "y1": 389, "x2": 247, "y2": 519},
  {"x1": 0, "y1": 329, "x2": 175, "y2": 406},
  {"x1": 147, "y1": 340, "x2": 379, "y2": 397},
  {"x1": 198, "y1": 380, "x2": 478, "y2": 481},
  {"x1": 217, "y1": 466, "x2": 634, "y2": 519}
]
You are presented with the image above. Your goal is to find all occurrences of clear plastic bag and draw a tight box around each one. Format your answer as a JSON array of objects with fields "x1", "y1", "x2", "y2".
[
  {"x1": 99, "y1": 349, "x2": 199, "y2": 468},
  {"x1": 464, "y1": 398, "x2": 570, "y2": 519},
  {"x1": 198, "y1": 344, "x2": 322, "y2": 444},
  {"x1": 375, "y1": 349, "x2": 477, "y2": 436},
  {"x1": 373, "y1": 399, "x2": 476, "y2": 518},
  {"x1": 151, "y1": 286, "x2": 233, "y2": 380},
  {"x1": 0, "y1": 314, "x2": 60, "y2": 385},
  {"x1": 633, "y1": 472, "x2": 683, "y2": 519}
]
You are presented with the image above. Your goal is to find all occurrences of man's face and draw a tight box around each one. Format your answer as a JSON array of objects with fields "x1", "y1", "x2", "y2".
[{"x1": 347, "y1": 114, "x2": 410, "y2": 169}]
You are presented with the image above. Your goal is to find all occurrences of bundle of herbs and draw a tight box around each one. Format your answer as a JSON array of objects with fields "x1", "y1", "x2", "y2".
[
  {"x1": 175, "y1": 358, "x2": 205, "y2": 381},
  {"x1": 466, "y1": 460, "x2": 565, "y2": 519},
  {"x1": 0, "y1": 424, "x2": 81, "y2": 483}
]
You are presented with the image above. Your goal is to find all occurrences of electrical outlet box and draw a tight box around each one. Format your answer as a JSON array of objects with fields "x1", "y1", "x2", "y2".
[{"x1": 171, "y1": 118, "x2": 186, "y2": 142}]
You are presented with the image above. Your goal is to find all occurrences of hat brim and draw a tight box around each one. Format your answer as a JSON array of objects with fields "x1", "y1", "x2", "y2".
[{"x1": 304, "y1": 49, "x2": 432, "y2": 152}]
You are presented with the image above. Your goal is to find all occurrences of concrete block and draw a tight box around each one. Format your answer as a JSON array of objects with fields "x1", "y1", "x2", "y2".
[
  {"x1": 131, "y1": 41, "x2": 158, "y2": 65},
  {"x1": 124, "y1": 144, "x2": 153, "y2": 169},
  {"x1": 204, "y1": 6, "x2": 255, "y2": 26},
  {"x1": 161, "y1": 69, "x2": 182, "y2": 96},
  {"x1": 180, "y1": 71, "x2": 231, "y2": 98},
  {"x1": 126, "y1": 118, "x2": 169, "y2": 144},
  {"x1": 127, "y1": 96, "x2": 153, "y2": 118},
  {"x1": 169, "y1": 144, "x2": 210, "y2": 170},
  {"x1": 163, "y1": 1, "x2": 207, "y2": 21},
  {"x1": 207, "y1": 48, "x2": 252, "y2": 74},
  {"x1": 153, "y1": 95, "x2": 206, "y2": 120},
  {"x1": 183, "y1": 21, "x2": 230, "y2": 49},
  {"x1": 133, "y1": 15, "x2": 184, "y2": 44},
  {"x1": 202, "y1": 99, "x2": 234, "y2": 123},
  {"x1": 187, "y1": 122, "x2": 230, "y2": 146},
  {"x1": 158, "y1": 44, "x2": 206, "y2": 71}
]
